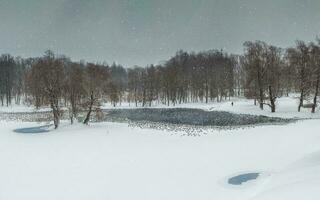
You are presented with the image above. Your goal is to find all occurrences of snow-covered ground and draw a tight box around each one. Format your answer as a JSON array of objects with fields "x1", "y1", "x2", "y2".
[
  {"x1": 0, "y1": 120, "x2": 320, "y2": 200},
  {"x1": 0, "y1": 105, "x2": 51, "y2": 113},
  {"x1": 1, "y1": 96, "x2": 320, "y2": 199}
]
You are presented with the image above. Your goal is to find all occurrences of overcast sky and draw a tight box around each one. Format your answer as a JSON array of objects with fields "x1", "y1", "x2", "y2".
[{"x1": 0, "y1": 0, "x2": 320, "y2": 66}]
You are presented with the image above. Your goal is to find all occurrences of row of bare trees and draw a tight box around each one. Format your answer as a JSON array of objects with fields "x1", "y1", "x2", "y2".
[
  {"x1": 2, "y1": 39, "x2": 320, "y2": 128},
  {"x1": 26, "y1": 51, "x2": 113, "y2": 128},
  {"x1": 286, "y1": 41, "x2": 320, "y2": 113},
  {"x1": 240, "y1": 39, "x2": 320, "y2": 113},
  {"x1": 0, "y1": 55, "x2": 27, "y2": 106},
  {"x1": 241, "y1": 41, "x2": 284, "y2": 112},
  {"x1": 127, "y1": 50, "x2": 235, "y2": 106}
]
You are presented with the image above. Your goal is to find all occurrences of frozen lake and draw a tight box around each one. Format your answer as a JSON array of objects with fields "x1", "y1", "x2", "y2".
[
  {"x1": 103, "y1": 108, "x2": 292, "y2": 126},
  {"x1": 1, "y1": 108, "x2": 292, "y2": 127}
]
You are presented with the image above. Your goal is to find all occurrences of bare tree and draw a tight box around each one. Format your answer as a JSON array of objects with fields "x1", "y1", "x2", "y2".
[
  {"x1": 287, "y1": 41, "x2": 312, "y2": 112},
  {"x1": 310, "y1": 42, "x2": 320, "y2": 113},
  {"x1": 83, "y1": 63, "x2": 109, "y2": 125},
  {"x1": 27, "y1": 50, "x2": 65, "y2": 129},
  {"x1": 65, "y1": 62, "x2": 86, "y2": 123},
  {"x1": 0, "y1": 54, "x2": 16, "y2": 106},
  {"x1": 243, "y1": 41, "x2": 269, "y2": 110},
  {"x1": 264, "y1": 45, "x2": 282, "y2": 112}
]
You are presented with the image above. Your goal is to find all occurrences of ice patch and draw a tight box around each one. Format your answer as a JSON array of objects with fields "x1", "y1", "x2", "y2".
[{"x1": 228, "y1": 173, "x2": 260, "y2": 185}]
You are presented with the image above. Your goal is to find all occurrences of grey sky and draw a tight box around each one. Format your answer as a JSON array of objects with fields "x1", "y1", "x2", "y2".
[{"x1": 0, "y1": 0, "x2": 319, "y2": 66}]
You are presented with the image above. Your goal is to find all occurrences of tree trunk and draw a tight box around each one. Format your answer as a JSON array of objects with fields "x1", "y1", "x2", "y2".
[
  {"x1": 298, "y1": 89, "x2": 304, "y2": 112},
  {"x1": 312, "y1": 75, "x2": 320, "y2": 113},
  {"x1": 70, "y1": 95, "x2": 77, "y2": 124},
  {"x1": 53, "y1": 109, "x2": 60, "y2": 129},
  {"x1": 259, "y1": 89, "x2": 264, "y2": 110},
  {"x1": 268, "y1": 85, "x2": 276, "y2": 113},
  {"x1": 142, "y1": 89, "x2": 146, "y2": 107},
  {"x1": 298, "y1": 66, "x2": 306, "y2": 112},
  {"x1": 205, "y1": 81, "x2": 208, "y2": 104},
  {"x1": 70, "y1": 115, "x2": 74, "y2": 124},
  {"x1": 50, "y1": 99, "x2": 60, "y2": 129},
  {"x1": 83, "y1": 92, "x2": 94, "y2": 125},
  {"x1": 257, "y1": 70, "x2": 264, "y2": 110}
]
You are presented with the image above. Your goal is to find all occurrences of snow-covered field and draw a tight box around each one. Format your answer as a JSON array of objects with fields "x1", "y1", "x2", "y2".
[{"x1": 1, "y1": 96, "x2": 320, "y2": 200}]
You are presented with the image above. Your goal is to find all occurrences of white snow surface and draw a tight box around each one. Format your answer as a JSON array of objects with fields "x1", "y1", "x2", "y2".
[
  {"x1": 0, "y1": 105, "x2": 51, "y2": 113},
  {"x1": 1, "y1": 96, "x2": 320, "y2": 199}
]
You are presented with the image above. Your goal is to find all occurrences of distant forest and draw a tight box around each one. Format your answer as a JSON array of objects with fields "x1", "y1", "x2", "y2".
[{"x1": 1, "y1": 39, "x2": 320, "y2": 128}]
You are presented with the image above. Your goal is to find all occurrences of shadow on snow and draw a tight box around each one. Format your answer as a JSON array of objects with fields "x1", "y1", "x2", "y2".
[{"x1": 14, "y1": 125, "x2": 51, "y2": 134}]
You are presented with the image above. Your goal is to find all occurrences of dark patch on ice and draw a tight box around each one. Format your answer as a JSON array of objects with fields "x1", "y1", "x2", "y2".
[
  {"x1": 228, "y1": 173, "x2": 260, "y2": 185},
  {"x1": 2, "y1": 108, "x2": 294, "y2": 129},
  {"x1": 14, "y1": 125, "x2": 50, "y2": 134},
  {"x1": 102, "y1": 108, "x2": 292, "y2": 127}
]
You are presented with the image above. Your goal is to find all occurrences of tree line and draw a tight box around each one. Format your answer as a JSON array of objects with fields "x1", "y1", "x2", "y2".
[
  {"x1": 241, "y1": 40, "x2": 320, "y2": 113},
  {"x1": 1, "y1": 39, "x2": 320, "y2": 128}
]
